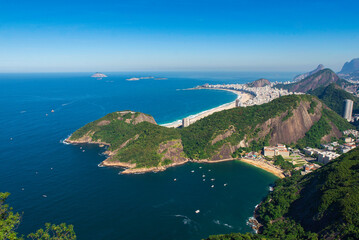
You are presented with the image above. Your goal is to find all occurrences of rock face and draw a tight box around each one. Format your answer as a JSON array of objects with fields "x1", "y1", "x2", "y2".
[
  {"x1": 264, "y1": 100, "x2": 324, "y2": 145},
  {"x1": 293, "y1": 64, "x2": 325, "y2": 82},
  {"x1": 247, "y1": 78, "x2": 271, "y2": 88},
  {"x1": 117, "y1": 111, "x2": 157, "y2": 125},
  {"x1": 339, "y1": 58, "x2": 359, "y2": 74}
]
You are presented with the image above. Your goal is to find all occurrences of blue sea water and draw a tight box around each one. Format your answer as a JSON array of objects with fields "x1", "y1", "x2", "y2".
[{"x1": 0, "y1": 72, "x2": 294, "y2": 240}]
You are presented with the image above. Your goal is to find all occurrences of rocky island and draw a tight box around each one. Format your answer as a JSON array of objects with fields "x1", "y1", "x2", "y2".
[{"x1": 91, "y1": 72, "x2": 107, "y2": 78}]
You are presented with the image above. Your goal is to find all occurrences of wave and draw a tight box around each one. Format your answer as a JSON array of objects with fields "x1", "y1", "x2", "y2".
[
  {"x1": 60, "y1": 135, "x2": 71, "y2": 145},
  {"x1": 213, "y1": 219, "x2": 233, "y2": 229}
]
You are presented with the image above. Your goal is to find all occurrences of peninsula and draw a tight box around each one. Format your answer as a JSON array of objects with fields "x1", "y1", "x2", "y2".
[{"x1": 66, "y1": 94, "x2": 352, "y2": 175}]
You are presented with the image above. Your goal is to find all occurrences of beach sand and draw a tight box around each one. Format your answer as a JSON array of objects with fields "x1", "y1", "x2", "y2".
[
  {"x1": 239, "y1": 158, "x2": 285, "y2": 178},
  {"x1": 163, "y1": 89, "x2": 253, "y2": 128}
]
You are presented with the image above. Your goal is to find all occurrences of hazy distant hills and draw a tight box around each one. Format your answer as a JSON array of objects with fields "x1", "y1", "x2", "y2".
[
  {"x1": 339, "y1": 58, "x2": 359, "y2": 74},
  {"x1": 293, "y1": 64, "x2": 325, "y2": 82}
]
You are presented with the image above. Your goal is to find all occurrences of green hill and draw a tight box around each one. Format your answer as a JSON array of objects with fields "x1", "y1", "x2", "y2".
[
  {"x1": 67, "y1": 111, "x2": 182, "y2": 170},
  {"x1": 181, "y1": 95, "x2": 352, "y2": 159},
  {"x1": 278, "y1": 69, "x2": 351, "y2": 93},
  {"x1": 309, "y1": 83, "x2": 359, "y2": 116},
  {"x1": 67, "y1": 95, "x2": 352, "y2": 172},
  {"x1": 206, "y1": 148, "x2": 359, "y2": 240}
]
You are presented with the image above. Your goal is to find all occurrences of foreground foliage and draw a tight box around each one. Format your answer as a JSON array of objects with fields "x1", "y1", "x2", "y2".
[
  {"x1": 0, "y1": 193, "x2": 76, "y2": 240},
  {"x1": 206, "y1": 148, "x2": 359, "y2": 239}
]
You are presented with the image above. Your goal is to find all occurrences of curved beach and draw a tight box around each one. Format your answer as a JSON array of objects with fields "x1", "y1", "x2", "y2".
[{"x1": 162, "y1": 89, "x2": 252, "y2": 128}]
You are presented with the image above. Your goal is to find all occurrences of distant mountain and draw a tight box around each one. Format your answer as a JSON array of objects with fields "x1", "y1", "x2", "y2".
[
  {"x1": 279, "y1": 69, "x2": 351, "y2": 93},
  {"x1": 309, "y1": 83, "x2": 359, "y2": 116},
  {"x1": 339, "y1": 58, "x2": 359, "y2": 74},
  {"x1": 293, "y1": 64, "x2": 325, "y2": 82},
  {"x1": 246, "y1": 78, "x2": 271, "y2": 88}
]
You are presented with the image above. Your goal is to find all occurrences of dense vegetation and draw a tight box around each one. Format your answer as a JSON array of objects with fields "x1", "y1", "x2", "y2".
[
  {"x1": 206, "y1": 148, "x2": 359, "y2": 240},
  {"x1": 309, "y1": 83, "x2": 359, "y2": 116},
  {"x1": 69, "y1": 95, "x2": 353, "y2": 168},
  {"x1": 69, "y1": 111, "x2": 180, "y2": 168},
  {"x1": 273, "y1": 155, "x2": 294, "y2": 171},
  {"x1": 0, "y1": 192, "x2": 76, "y2": 239},
  {"x1": 181, "y1": 95, "x2": 303, "y2": 159},
  {"x1": 295, "y1": 108, "x2": 353, "y2": 149}
]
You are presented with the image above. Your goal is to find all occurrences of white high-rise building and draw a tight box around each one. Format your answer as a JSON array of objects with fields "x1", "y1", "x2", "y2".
[
  {"x1": 182, "y1": 118, "x2": 190, "y2": 127},
  {"x1": 343, "y1": 99, "x2": 353, "y2": 121}
]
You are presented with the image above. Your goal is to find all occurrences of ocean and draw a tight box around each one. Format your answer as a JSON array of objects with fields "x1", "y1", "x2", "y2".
[{"x1": 0, "y1": 71, "x2": 295, "y2": 239}]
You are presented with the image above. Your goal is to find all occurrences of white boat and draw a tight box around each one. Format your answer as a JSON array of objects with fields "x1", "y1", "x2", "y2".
[
  {"x1": 195, "y1": 210, "x2": 200, "y2": 214},
  {"x1": 191, "y1": 170, "x2": 194, "y2": 173},
  {"x1": 42, "y1": 195, "x2": 47, "y2": 198},
  {"x1": 211, "y1": 185, "x2": 214, "y2": 188},
  {"x1": 224, "y1": 183, "x2": 228, "y2": 186},
  {"x1": 174, "y1": 178, "x2": 177, "y2": 181}
]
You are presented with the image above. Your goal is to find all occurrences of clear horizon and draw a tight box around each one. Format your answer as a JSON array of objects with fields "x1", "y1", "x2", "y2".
[{"x1": 1, "y1": 0, "x2": 358, "y2": 73}]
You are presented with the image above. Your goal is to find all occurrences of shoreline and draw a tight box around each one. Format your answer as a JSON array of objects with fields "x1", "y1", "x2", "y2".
[
  {"x1": 65, "y1": 137, "x2": 284, "y2": 177},
  {"x1": 239, "y1": 158, "x2": 285, "y2": 178},
  {"x1": 162, "y1": 88, "x2": 253, "y2": 128}
]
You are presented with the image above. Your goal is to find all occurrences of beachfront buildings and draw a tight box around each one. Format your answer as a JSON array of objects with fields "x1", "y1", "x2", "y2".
[
  {"x1": 201, "y1": 83, "x2": 301, "y2": 107},
  {"x1": 263, "y1": 144, "x2": 290, "y2": 158}
]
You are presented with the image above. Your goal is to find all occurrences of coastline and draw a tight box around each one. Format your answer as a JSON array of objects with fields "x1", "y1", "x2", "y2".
[
  {"x1": 162, "y1": 88, "x2": 253, "y2": 128},
  {"x1": 65, "y1": 137, "x2": 284, "y2": 177}
]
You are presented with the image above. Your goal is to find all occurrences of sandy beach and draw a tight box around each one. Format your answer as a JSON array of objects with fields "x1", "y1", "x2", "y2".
[
  {"x1": 162, "y1": 88, "x2": 253, "y2": 128},
  {"x1": 239, "y1": 158, "x2": 285, "y2": 178}
]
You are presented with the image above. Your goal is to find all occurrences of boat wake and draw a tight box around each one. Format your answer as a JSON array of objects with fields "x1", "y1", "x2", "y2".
[
  {"x1": 173, "y1": 215, "x2": 193, "y2": 225},
  {"x1": 213, "y1": 219, "x2": 233, "y2": 229}
]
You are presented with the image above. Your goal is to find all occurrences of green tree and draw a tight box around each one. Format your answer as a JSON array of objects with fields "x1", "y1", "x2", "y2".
[{"x1": 0, "y1": 193, "x2": 76, "y2": 240}]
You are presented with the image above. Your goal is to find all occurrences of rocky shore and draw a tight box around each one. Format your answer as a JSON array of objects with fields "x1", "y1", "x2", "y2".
[{"x1": 66, "y1": 135, "x2": 285, "y2": 177}]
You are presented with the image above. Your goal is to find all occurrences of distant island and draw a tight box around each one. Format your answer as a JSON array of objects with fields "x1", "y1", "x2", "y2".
[
  {"x1": 126, "y1": 76, "x2": 155, "y2": 81},
  {"x1": 91, "y1": 72, "x2": 107, "y2": 79}
]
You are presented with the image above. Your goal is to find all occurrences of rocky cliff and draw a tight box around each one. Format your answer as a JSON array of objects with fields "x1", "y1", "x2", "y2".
[{"x1": 181, "y1": 95, "x2": 352, "y2": 161}]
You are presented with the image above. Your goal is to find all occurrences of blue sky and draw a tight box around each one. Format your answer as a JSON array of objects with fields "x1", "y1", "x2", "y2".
[{"x1": 0, "y1": 0, "x2": 358, "y2": 72}]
